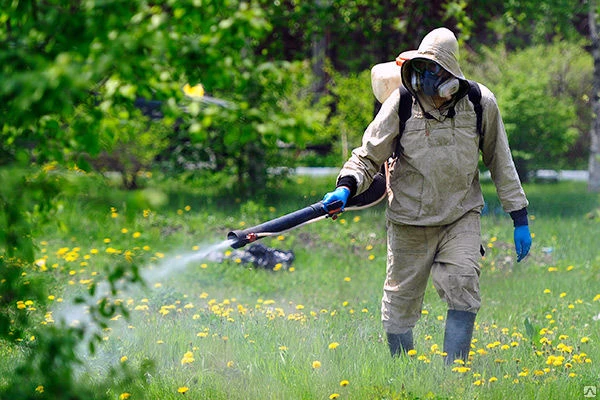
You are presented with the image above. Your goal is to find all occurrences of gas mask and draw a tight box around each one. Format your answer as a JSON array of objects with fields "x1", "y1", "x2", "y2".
[{"x1": 411, "y1": 60, "x2": 459, "y2": 98}]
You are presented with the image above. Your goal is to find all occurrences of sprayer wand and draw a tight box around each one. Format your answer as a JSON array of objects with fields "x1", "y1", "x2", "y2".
[
  {"x1": 227, "y1": 200, "x2": 343, "y2": 249},
  {"x1": 226, "y1": 171, "x2": 388, "y2": 249}
]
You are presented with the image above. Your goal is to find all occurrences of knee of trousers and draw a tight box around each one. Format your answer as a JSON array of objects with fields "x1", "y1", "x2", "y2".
[
  {"x1": 381, "y1": 291, "x2": 423, "y2": 333},
  {"x1": 432, "y1": 268, "x2": 481, "y2": 313}
]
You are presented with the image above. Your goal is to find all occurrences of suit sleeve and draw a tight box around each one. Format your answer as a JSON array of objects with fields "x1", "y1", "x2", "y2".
[{"x1": 479, "y1": 87, "x2": 529, "y2": 214}]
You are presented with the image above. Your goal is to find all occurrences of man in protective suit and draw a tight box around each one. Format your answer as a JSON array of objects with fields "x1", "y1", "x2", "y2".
[{"x1": 322, "y1": 27, "x2": 532, "y2": 364}]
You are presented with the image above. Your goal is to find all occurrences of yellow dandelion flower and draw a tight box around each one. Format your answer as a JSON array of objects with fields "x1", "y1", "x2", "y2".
[
  {"x1": 340, "y1": 380, "x2": 349, "y2": 387},
  {"x1": 566, "y1": 265, "x2": 574, "y2": 271},
  {"x1": 407, "y1": 349, "x2": 417, "y2": 356},
  {"x1": 227, "y1": 360, "x2": 234, "y2": 368},
  {"x1": 120, "y1": 356, "x2": 128, "y2": 363},
  {"x1": 452, "y1": 366, "x2": 471, "y2": 373},
  {"x1": 559, "y1": 292, "x2": 567, "y2": 298},
  {"x1": 312, "y1": 360, "x2": 321, "y2": 369},
  {"x1": 581, "y1": 337, "x2": 590, "y2": 344},
  {"x1": 181, "y1": 351, "x2": 194, "y2": 365},
  {"x1": 329, "y1": 394, "x2": 340, "y2": 400},
  {"x1": 132, "y1": 232, "x2": 141, "y2": 239},
  {"x1": 328, "y1": 342, "x2": 340, "y2": 350},
  {"x1": 35, "y1": 386, "x2": 44, "y2": 393},
  {"x1": 489, "y1": 377, "x2": 498, "y2": 383},
  {"x1": 543, "y1": 289, "x2": 551, "y2": 294},
  {"x1": 177, "y1": 386, "x2": 189, "y2": 394},
  {"x1": 119, "y1": 393, "x2": 131, "y2": 400},
  {"x1": 593, "y1": 294, "x2": 600, "y2": 302},
  {"x1": 344, "y1": 276, "x2": 351, "y2": 282}
]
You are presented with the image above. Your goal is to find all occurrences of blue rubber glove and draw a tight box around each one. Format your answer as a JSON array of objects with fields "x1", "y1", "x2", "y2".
[
  {"x1": 514, "y1": 225, "x2": 532, "y2": 262},
  {"x1": 322, "y1": 187, "x2": 350, "y2": 212}
]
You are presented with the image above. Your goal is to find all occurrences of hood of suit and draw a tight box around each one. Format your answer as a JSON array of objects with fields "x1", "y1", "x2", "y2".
[{"x1": 399, "y1": 28, "x2": 465, "y2": 91}]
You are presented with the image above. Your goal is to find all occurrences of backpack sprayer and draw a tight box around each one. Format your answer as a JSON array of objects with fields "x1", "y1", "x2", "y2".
[{"x1": 227, "y1": 172, "x2": 387, "y2": 249}]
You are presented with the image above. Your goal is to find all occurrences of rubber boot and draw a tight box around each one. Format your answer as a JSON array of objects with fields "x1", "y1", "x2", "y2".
[
  {"x1": 386, "y1": 330, "x2": 414, "y2": 357},
  {"x1": 443, "y1": 310, "x2": 476, "y2": 365}
]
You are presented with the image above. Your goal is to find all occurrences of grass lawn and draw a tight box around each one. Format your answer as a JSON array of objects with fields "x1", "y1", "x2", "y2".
[{"x1": 3, "y1": 175, "x2": 599, "y2": 399}]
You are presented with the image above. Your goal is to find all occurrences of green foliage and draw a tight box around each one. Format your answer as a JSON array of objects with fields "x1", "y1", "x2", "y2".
[
  {"x1": 321, "y1": 67, "x2": 374, "y2": 165},
  {"x1": 464, "y1": 41, "x2": 591, "y2": 169},
  {"x1": 0, "y1": 166, "x2": 160, "y2": 400},
  {"x1": 500, "y1": 0, "x2": 588, "y2": 48},
  {"x1": 1, "y1": 0, "x2": 326, "y2": 194}
]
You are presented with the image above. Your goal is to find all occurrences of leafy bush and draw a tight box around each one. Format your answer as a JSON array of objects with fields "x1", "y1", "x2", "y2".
[
  {"x1": 464, "y1": 41, "x2": 592, "y2": 170},
  {"x1": 320, "y1": 67, "x2": 374, "y2": 166}
]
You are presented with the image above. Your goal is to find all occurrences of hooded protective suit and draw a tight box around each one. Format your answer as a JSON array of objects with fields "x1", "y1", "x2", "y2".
[
  {"x1": 337, "y1": 28, "x2": 528, "y2": 226},
  {"x1": 331, "y1": 28, "x2": 530, "y2": 354}
]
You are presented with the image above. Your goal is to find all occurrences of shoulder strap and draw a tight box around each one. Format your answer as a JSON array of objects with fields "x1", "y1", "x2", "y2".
[
  {"x1": 395, "y1": 85, "x2": 413, "y2": 157},
  {"x1": 467, "y1": 80, "x2": 484, "y2": 149}
]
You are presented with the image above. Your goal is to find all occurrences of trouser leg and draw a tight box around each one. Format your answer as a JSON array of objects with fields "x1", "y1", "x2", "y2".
[
  {"x1": 382, "y1": 221, "x2": 436, "y2": 354},
  {"x1": 431, "y1": 211, "x2": 482, "y2": 364}
]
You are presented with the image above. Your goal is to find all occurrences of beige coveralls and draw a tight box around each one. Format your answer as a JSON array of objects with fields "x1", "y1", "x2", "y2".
[{"x1": 338, "y1": 37, "x2": 528, "y2": 334}]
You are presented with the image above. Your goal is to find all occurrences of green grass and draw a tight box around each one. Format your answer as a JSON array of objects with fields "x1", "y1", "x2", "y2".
[{"x1": 3, "y1": 176, "x2": 599, "y2": 399}]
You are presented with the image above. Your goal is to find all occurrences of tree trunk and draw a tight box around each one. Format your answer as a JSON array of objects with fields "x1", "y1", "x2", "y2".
[{"x1": 589, "y1": 2, "x2": 600, "y2": 192}]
